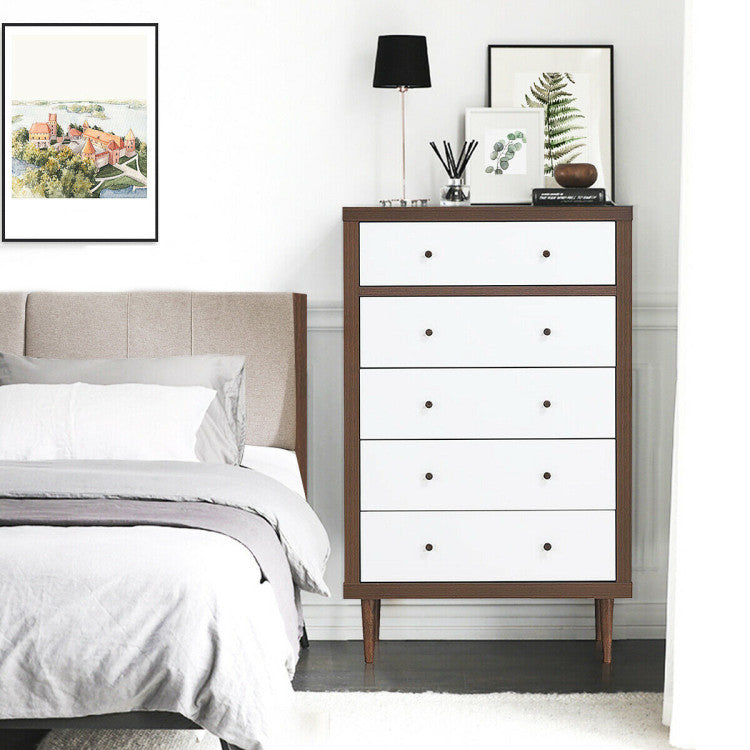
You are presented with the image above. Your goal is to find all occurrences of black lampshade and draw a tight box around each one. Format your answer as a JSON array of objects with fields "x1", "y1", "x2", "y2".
[{"x1": 373, "y1": 35, "x2": 431, "y2": 89}]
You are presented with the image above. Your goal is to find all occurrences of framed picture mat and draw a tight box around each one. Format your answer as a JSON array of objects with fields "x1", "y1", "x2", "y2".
[
  {"x1": 487, "y1": 44, "x2": 614, "y2": 200},
  {"x1": 465, "y1": 107, "x2": 544, "y2": 205},
  {"x1": 2, "y1": 22, "x2": 159, "y2": 242}
]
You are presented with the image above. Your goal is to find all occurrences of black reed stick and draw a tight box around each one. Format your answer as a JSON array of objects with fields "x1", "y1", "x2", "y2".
[
  {"x1": 429, "y1": 141, "x2": 451, "y2": 176},
  {"x1": 466, "y1": 141, "x2": 478, "y2": 173},
  {"x1": 458, "y1": 140, "x2": 478, "y2": 177},
  {"x1": 445, "y1": 141, "x2": 456, "y2": 177},
  {"x1": 430, "y1": 140, "x2": 478, "y2": 179},
  {"x1": 455, "y1": 141, "x2": 468, "y2": 176}
]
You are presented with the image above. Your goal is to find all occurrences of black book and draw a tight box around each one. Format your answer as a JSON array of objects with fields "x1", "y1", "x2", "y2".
[{"x1": 532, "y1": 188, "x2": 606, "y2": 206}]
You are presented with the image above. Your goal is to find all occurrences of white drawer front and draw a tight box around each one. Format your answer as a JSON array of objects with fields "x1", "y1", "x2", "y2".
[
  {"x1": 359, "y1": 221, "x2": 615, "y2": 286},
  {"x1": 360, "y1": 439, "x2": 616, "y2": 511},
  {"x1": 359, "y1": 368, "x2": 615, "y2": 439},
  {"x1": 360, "y1": 296, "x2": 615, "y2": 367},
  {"x1": 360, "y1": 510, "x2": 616, "y2": 582}
]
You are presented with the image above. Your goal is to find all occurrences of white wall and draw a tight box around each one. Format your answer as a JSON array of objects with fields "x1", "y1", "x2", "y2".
[{"x1": 1, "y1": 0, "x2": 684, "y2": 638}]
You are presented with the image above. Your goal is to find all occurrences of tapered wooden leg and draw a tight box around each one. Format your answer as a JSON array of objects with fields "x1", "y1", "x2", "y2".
[
  {"x1": 373, "y1": 599, "x2": 381, "y2": 643},
  {"x1": 599, "y1": 598, "x2": 614, "y2": 664},
  {"x1": 595, "y1": 598, "x2": 602, "y2": 643},
  {"x1": 361, "y1": 598, "x2": 380, "y2": 664}
]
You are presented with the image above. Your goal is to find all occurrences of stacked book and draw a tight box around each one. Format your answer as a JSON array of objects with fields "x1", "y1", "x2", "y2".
[{"x1": 532, "y1": 188, "x2": 608, "y2": 206}]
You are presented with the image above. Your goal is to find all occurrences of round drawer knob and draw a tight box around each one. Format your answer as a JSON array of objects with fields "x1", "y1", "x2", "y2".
[
  {"x1": 543, "y1": 542, "x2": 552, "y2": 551},
  {"x1": 543, "y1": 328, "x2": 551, "y2": 336},
  {"x1": 543, "y1": 471, "x2": 552, "y2": 480},
  {"x1": 424, "y1": 250, "x2": 433, "y2": 258},
  {"x1": 425, "y1": 472, "x2": 434, "y2": 480},
  {"x1": 425, "y1": 543, "x2": 434, "y2": 551},
  {"x1": 542, "y1": 250, "x2": 551, "y2": 258},
  {"x1": 424, "y1": 400, "x2": 433, "y2": 409},
  {"x1": 543, "y1": 400, "x2": 551, "y2": 408},
  {"x1": 425, "y1": 328, "x2": 433, "y2": 337}
]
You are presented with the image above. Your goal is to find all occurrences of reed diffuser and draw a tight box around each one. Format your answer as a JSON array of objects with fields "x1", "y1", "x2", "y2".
[{"x1": 430, "y1": 139, "x2": 478, "y2": 205}]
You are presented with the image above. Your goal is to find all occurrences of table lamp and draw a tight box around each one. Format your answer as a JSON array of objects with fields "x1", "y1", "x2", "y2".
[{"x1": 373, "y1": 35, "x2": 431, "y2": 204}]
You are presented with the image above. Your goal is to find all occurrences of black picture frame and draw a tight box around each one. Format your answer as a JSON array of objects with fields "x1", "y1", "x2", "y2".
[
  {"x1": 487, "y1": 44, "x2": 615, "y2": 201},
  {"x1": 2, "y1": 22, "x2": 158, "y2": 242}
]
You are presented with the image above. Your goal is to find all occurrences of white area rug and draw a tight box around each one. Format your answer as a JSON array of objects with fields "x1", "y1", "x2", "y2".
[{"x1": 40, "y1": 692, "x2": 672, "y2": 750}]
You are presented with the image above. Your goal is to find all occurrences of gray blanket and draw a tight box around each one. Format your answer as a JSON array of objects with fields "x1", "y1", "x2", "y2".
[
  {"x1": 0, "y1": 460, "x2": 330, "y2": 596},
  {"x1": 0, "y1": 497, "x2": 302, "y2": 655}
]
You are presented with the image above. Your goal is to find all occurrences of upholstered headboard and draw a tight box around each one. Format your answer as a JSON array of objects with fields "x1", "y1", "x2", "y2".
[{"x1": 0, "y1": 292, "x2": 307, "y2": 488}]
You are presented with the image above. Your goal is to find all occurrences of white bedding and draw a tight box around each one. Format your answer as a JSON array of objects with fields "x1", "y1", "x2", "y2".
[
  {"x1": 241, "y1": 446, "x2": 305, "y2": 498},
  {"x1": 0, "y1": 452, "x2": 326, "y2": 750},
  {"x1": 0, "y1": 525, "x2": 294, "y2": 750}
]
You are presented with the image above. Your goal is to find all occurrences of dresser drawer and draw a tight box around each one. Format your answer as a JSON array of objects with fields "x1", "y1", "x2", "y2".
[
  {"x1": 360, "y1": 296, "x2": 615, "y2": 367},
  {"x1": 359, "y1": 221, "x2": 615, "y2": 286},
  {"x1": 359, "y1": 368, "x2": 615, "y2": 439},
  {"x1": 360, "y1": 439, "x2": 615, "y2": 511},
  {"x1": 360, "y1": 510, "x2": 616, "y2": 582}
]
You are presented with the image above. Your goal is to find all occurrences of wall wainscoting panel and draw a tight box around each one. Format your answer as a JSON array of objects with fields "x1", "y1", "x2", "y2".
[
  {"x1": 300, "y1": 601, "x2": 668, "y2": 640},
  {"x1": 302, "y1": 304, "x2": 676, "y2": 640}
]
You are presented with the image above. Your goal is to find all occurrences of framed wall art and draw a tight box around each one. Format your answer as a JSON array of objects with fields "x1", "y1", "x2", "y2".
[
  {"x1": 465, "y1": 107, "x2": 544, "y2": 204},
  {"x1": 2, "y1": 23, "x2": 158, "y2": 242},
  {"x1": 488, "y1": 45, "x2": 614, "y2": 198}
]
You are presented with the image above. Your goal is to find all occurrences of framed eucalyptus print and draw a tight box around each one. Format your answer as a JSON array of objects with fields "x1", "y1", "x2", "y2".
[
  {"x1": 488, "y1": 45, "x2": 614, "y2": 198},
  {"x1": 2, "y1": 23, "x2": 158, "y2": 241},
  {"x1": 465, "y1": 107, "x2": 544, "y2": 204}
]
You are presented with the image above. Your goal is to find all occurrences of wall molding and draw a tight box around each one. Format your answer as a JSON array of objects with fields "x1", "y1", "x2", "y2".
[
  {"x1": 309, "y1": 304, "x2": 678, "y2": 332},
  {"x1": 301, "y1": 600, "x2": 667, "y2": 640},
  {"x1": 308, "y1": 306, "x2": 345, "y2": 331},
  {"x1": 632, "y1": 305, "x2": 678, "y2": 331}
]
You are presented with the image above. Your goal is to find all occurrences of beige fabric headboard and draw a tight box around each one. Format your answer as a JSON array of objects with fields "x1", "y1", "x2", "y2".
[{"x1": 0, "y1": 292, "x2": 307, "y2": 484}]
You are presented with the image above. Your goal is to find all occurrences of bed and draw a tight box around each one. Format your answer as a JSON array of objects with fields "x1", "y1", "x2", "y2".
[{"x1": 0, "y1": 292, "x2": 329, "y2": 750}]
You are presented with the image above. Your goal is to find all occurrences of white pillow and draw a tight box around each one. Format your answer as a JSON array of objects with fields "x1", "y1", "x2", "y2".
[{"x1": 0, "y1": 382, "x2": 216, "y2": 462}]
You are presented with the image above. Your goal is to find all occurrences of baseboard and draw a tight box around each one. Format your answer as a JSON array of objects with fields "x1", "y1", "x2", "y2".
[{"x1": 301, "y1": 600, "x2": 667, "y2": 641}]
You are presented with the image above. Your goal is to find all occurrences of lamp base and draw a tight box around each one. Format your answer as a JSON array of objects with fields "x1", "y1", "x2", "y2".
[{"x1": 378, "y1": 197, "x2": 430, "y2": 207}]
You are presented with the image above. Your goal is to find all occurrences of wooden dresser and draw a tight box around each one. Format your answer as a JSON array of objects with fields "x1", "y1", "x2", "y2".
[{"x1": 342, "y1": 206, "x2": 633, "y2": 664}]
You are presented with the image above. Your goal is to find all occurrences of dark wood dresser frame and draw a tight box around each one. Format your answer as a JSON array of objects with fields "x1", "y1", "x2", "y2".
[{"x1": 343, "y1": 205, "x2": 633, "y2": 664}]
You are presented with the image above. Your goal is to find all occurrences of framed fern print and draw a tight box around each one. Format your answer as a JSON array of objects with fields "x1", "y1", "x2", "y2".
[
  {"x1": 465, "y1": 107, "x2": 544, "y2": 204},
  {"x1": 488, "y1": 45, "x2": 614, "y2": 198}
]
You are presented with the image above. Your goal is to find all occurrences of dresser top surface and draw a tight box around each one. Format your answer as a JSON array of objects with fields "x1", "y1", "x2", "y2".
[{"x1": 343, "y1": 205, "x2": 633, "y2": 222}]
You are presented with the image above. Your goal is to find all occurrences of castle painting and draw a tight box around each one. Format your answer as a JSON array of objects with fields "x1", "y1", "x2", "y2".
[
  {"x1": 17, "y1": 112, "x2": 145, "y2": 198},
  {"x1": 3, "y1": 23, "x2": 158, "y2": 241}
]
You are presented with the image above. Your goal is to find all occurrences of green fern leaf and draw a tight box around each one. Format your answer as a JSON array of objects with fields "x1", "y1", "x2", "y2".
[
  {"x1": 531, "y1": 82, "x2": 550, "y2": 104},
  {"x1": 548, "y1": 103, "x2": 582, "y2": 116},
  {"x1": 558, "y1": 151, "x2": 584, "y2": 165},
  {"x1": 550, "y1": 142, "x2": 586, "y2": 160},
  {"x1": 523, "y1": 71, "x2": 587, "y2": 173},
  {"x1": 549, "y1": 135, "x2": 586, "y2": 149}
]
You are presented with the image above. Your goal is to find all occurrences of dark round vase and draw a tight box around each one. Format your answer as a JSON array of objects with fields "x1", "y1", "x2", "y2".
[{"x1": 553, "y1": 163, "x2": 598, "y2": 188}]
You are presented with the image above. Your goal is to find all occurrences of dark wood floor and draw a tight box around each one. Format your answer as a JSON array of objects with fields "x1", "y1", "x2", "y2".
[
  {"x1": 293, "y1": 639, "x2": 666, "y2": 693},
  {"x1": 2, "y1": 640, "x2": 665, "y2": 749}
]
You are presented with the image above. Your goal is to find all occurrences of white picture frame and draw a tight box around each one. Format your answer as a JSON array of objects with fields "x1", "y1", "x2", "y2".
[
  {"x1": 465, "y1": 107, "x2": 544, "y2": 204},
  {"x1": 3, "y1": 23, "x2": 158, "y2": 242},
  {"x1": 488, "y1": 45, "x2": 614, "y2": 197}
]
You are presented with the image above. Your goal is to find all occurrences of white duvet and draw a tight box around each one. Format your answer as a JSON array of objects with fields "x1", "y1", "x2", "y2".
[{"x1": 0, "y1": 525, "x2": 295, "y2": 750}]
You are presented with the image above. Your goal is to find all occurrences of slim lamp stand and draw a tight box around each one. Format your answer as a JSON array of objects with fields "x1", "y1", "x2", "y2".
[
  {"x1": 399, "y1": 85, "x2": 407, "y2": 202},
  {"x1": 373, "y1": 34, "x2": 431, "y2": 206}
]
